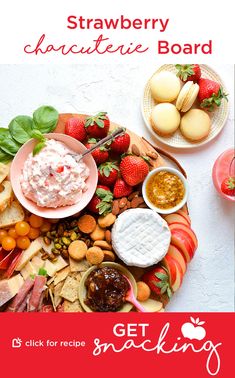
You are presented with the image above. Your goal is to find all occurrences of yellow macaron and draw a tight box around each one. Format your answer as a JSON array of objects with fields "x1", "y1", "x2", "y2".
[
  {"x1": 150, "y1": 71, "x2": 181, "y2": 103},
  {"x1": 176, "y1": 81, "x2": 199, "y2": 112},
  {"x1": 151, "y1": 103, "x2": 181, "y2": 137},
  {"x1": 180, "y1": 109, "x2": 211, "y2": 142}
]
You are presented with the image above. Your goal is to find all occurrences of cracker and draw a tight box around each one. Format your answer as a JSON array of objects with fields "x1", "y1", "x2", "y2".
[
  {"x1": 69, "y1": 257, "x2": 91, "y2": 272},
  {"x1": 54, "y1": 266, "x2": 70, "y2": 286},
  {"x1": 63, "y1": 299, "x2": 83, "y2": 312},
  {"x1": 68, "y1": 240, "x2": 87, "y2": 261},
  {"x1": 86, "y1": 247, "x2": 104, "y2": 265},
  {"x1": 93, "y1": 240, "x2": 112, "y2": 250},
  {"x1": 78, "y1": 214, "x2": 96, "y2": 234},
  {"x1": 60, "y1": 276, "x2": 80, "y2": 302}
]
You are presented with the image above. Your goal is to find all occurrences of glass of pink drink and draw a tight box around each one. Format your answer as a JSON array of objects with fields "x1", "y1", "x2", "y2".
[{"x1": 212, "y1": 148, "x2": 235, "y2": 202}]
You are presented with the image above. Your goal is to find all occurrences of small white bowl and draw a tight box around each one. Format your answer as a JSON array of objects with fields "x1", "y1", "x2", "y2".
[{"x1": 142, "y1": 167, "x2": 188, "y2": 215}]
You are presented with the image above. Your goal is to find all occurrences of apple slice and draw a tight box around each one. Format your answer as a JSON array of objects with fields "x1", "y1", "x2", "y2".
[
  {"x1": 139, "y1": 299, "x2": 163, "y2": 312},
  {"x1": 169, "y1": 223, "x2": 198, "y2": 249},
  {"x1": 164, "y1": 213, "x2": 190, "y2": 226},
  {"x1": 167, "y1": 244, "x2": 187, "y2": 274},
  {"x1": 170, "y1": 229, "x2": 195, "y2": 262},
  {"x1": 172, "y1": 258, "x2": 183, "y2": 292},
  {"x1": 176, "y1": 210, "x2": 191, "y2": 225},
  {"x1": 162, "y1": 254, "x2": 177, "y2": 285}
]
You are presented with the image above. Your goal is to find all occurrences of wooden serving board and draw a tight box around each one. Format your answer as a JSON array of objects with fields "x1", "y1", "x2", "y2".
[{"x1": 55, "y1": 114, "x2": 188, "y2": 213}]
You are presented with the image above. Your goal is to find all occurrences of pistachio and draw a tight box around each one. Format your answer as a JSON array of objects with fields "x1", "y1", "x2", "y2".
[
  {"x1": 53, "y1": 249, "x2": 61, "y2": 255},
  {"x1": 70, "y1": 231, "x2": 78, "y2": 241},
  {"x1": 70, "y1": 220, "x2": 78, "y2": 228},
  {"x1": 41, "y1": 253, "x2": 48, "y2": 260},
  {"x1": 55, "y1": 243, "x2": 62, "y2": 250},
  {"x1": 46, "y1": 232, "x2": 53, "y2": 239},
  {"x1": 61, "y1": 237, "x2": 71, "y2": 246},
  {"x1": 58, "y1": 224, "x2": 64, "y2": 236},
  {"x1": 43, "y1": 236, "x2": 51, "y2": 246},
  {"x1": 61, "y1": 249, "x2": 69, "y2": 259}
]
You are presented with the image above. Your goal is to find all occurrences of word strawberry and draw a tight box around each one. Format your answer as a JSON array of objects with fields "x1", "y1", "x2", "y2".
[
  {"x1": 98, "y1": 162, "x2": 119, "y2": 187},
  {"x1": 198, "y1": 78, "x2": 228, "y2": 111},
  {"x1": 176, "y1": 64, "x2": 201, "y2": 83},
  {"x1": 221, "y1": 177, "x2": 235, "y2": 196},
  {"x1": 87, "y1": 185, "x2": 113, "y2": 215},
  {"x1": 85, "y1": 139, "x2": 109, "y2": 164},
  {"x1": 142, "y1": 266, "x2": 172, "y2": 298},
  {"x1": 85, "y1": 112, "x2": 110, "y2": 138},
  {"x1": 65, "y1": 116, "x2": 87, "y2": 142},
  {"x1": 110, "y1": 131, "x2": 130, "y2": 154},
  {"x1": 120, "y1": 155, "x2": 149, "y2": 186},
  {"x1": 113, "y1": 178, "x2": 132, "y2": 198}
]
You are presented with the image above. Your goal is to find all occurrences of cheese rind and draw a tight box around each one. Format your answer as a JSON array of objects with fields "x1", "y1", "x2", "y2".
[
  {"x1": 112, "y1": 209, "x2": 171, "y2": 268},
  {"x1": 16, "y1": 239, "x2": 42, "y2": 271},
  {"x1": 0, "y1": 274, "x2": 24, "y2": 307}
]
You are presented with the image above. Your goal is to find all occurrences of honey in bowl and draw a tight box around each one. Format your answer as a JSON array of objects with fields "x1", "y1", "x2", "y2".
[{"x1": 146, "y1": 170, "x2": 185, "y2": 209}]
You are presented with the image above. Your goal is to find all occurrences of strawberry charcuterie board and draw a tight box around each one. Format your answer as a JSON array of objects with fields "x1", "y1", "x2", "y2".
[{"x1": 0, "y1": 109, "x2": 198, "y2": 313}]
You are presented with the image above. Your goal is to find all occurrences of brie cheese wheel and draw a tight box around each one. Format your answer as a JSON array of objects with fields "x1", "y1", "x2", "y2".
[{"x1": 112, "y1": 209, "x2": 171, "y2": 268}]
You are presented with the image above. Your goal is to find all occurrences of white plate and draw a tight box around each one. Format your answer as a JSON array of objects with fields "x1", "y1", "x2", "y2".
[{"x1": 141, "y1": 64, "x2": 229, "y2": 149}]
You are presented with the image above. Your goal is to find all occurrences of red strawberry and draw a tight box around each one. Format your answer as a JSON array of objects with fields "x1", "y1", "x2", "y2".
[
  {"x1": 142, "y1": 266, "x2": 172, "y2": 299},
  {"x1": 113, "y1": 179, "x2": 132, "y2": 198},
  {"x1": 221, "y1": 177, "x2": 235, "y2": 196},
  {"x1": 85, "y1": 139, "x2": 109, "y2": 165},
  {"x1": 176, "y1": 64, "x2": 201, "y2": 83},
  {"x1": 198, "y1": 78, "x2": 228, "y2": 111},
  {"x1": 87, "y1": 185, "x2": 113, "y2": 215},
  {"x1": 98, "y1": 162, "x2": 119, "y2": 187},
  {"x1": 120, "y1": 156, "x2": 149, "y2": 186},
  {"x1": 110, "y1": 132, "x2": 130, "y2": 154},
  {"x1": 65, "y1": 116, "x2": 87, "y2": 142},
  {"x1": 85, "y1": 112, "x2": 110, "y2": 138}
]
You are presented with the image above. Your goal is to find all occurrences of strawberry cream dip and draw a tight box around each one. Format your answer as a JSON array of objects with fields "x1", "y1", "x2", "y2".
[{"x1": 20, "y1": 139, "x2": 89, "y2": 208}]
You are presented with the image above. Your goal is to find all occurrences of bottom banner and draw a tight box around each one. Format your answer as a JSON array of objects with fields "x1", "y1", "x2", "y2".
[{"x1": 0, "y1": 313, "x2": 233, "y2": 377}]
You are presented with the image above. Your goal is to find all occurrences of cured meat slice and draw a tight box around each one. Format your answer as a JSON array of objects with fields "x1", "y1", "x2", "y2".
[
  {"x1": 6, "y1": 277, "x2": 34, "y2": 312},
  {"x1": 28, "y1": 275, "x2": 47, "y2": 312}
]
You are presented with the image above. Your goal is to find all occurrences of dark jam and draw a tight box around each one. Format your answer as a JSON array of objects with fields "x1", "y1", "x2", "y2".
[{"x1": 84, "y1": 266, "x2": 130, "y2": 312}]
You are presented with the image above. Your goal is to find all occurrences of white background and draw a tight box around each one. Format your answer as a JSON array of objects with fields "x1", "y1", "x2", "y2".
[
  {"x1": 0, "y1": 63, "x2": 234, "y2": 311},
  {"x1": 0, "y1": 0, "x2": 234, "y2": 311}
]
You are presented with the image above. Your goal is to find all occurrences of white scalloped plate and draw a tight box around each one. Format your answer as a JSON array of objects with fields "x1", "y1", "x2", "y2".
[{"x1": 141, "y1": 64, "x2": 229, "y2": 149}]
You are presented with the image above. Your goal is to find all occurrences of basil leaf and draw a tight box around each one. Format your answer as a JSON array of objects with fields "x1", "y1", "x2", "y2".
[
  {"x1": 33, "y1": 141, "x2": 46, "y2": 156},
  {"x1": 8, "y1": 115, "x2": 34, "y2": 144},
  {"x1": 33, "y1": 106, "x2": 59, "y2": 133},
  {"x1": 0, "y1": 147, "x2": 12, "y2": 163},
  {"x1": 0, "y1": 128, "x2": 10, "y2": 143},
  {"x1": 31, "y1": 129, "x2": 46, "y2": 142},
  {"x1": 0, "y1": 136, "x2": 21, "y2": 156}
]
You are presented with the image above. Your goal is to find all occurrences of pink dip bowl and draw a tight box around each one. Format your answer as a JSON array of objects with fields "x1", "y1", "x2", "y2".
[{"x1": 10, "y1": 133, "x2": 98, "y2": 218}]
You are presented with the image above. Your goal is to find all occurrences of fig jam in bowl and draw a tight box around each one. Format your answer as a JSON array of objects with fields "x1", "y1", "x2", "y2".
[
  {"x1": 142, "y1": 167, "x2": 188, "y2": 215},
  {"x1": 10, "y1": 133, "x2": 98, "y2": 218},
  {"x1": 79, "y1": 262, "x2": 137, "y2": 312}
]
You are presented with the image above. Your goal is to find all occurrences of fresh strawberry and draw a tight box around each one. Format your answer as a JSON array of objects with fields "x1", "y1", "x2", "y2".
[
  {"x1": 98, "y1": 162, "x2": 119, "y2": 187},
  {"x1": 85, "y1": 112, "x2": 110, "y2": 138},
  {"x1": 65, "y1": 116, "x2": 87, "y2": 142},
  {"x1": 120, "y1": 155, "x2": 149, "y2": 186},
  {"x1": 87, "y1": 185, "x2": 113, "y2": 215},
  {"x1": 221, "y1": 177, "x2": 235, "y2": 196},
  {"x1": 113, "y1": 178, "x2": 132, "y2": 198},
  {"x1": 142, "y1": 266, "x2": 172, "y2": 299},
  {"x1": 176, "y1": 64, "x2": 201, "y2": 83},
  {"x1": 198, "y1": 78, "x2": 228, "y2": 111},
  {"x1": 85, "y1": 139, "x2": 109, "y2": 165},
  {"x1": 110, "y1": 131, "x2": 130, "y2": 154}
]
